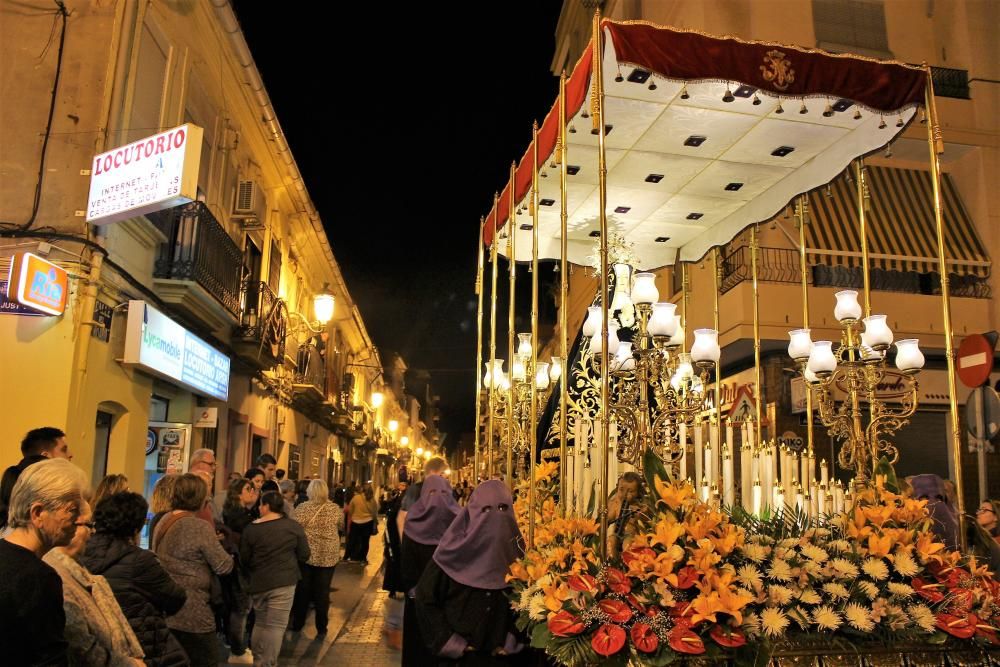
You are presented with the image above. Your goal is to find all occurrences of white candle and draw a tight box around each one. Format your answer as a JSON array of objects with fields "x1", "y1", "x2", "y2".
[
  {"x1": 801, "y1": 453, "x2": 810, "y2": 491},
  {"x1": 808, "y1": 452, "x2": 816, "y2": 489},
  {"x1": 775, "y1": 485, "x2": 785, "y2": 513},
  {"x1": 694, "y1": 421, "x2": 704, "y2": 487},
  {"x1": 795, "y1": 487, "x2": 804, "y2": 514},
  {"x1": 701, "y1": 476, "x2": 710, "y2": 503},
  {"x1": 723, "y1": 445, "x2": 735, "y2": 507},
  {"x1": 752, "y1": 478, "x2": 762, "y2": 516},
  {"x1": 709, "y1": 422, "x2": 720, "y2": 483},
  {"x1": 726, "y1": 422, "x2": 734, "y2": 456},
  {"x1": 763, "y1": 447, "x2": 773, "y2": 506},
  {"x1": 818, "y1": 483, "x2": 827, "y2": 516},
  {"x1": 747, "y1": 421, "x2": 755, "y2": 449},
  {"x1": 740, "y1": 444, "x2": 752, "y2": 511},
  {"x1": 820, "y1": 459, "x2": 829, "y2": 489}
]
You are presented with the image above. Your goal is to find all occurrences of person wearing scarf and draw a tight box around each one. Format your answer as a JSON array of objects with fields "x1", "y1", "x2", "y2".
[
  {"x1": 400, "y1": 474, "x2": 460, "y2": 665},
  {"x1": 414, "y1": 480, "x2": 525, "y2": 664}
]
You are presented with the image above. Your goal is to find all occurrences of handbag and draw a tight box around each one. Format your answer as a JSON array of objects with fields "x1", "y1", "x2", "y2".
[{"x1": 370, "y1": 519, "x2": 379, "y2": 536}]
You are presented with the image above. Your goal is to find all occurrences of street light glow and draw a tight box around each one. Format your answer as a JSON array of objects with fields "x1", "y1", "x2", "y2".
[
  {"x1": 388, "y1": 419, "x2": 398, "y2": 433},
  {"x1": 371, "y1": 392, "x2": 384, "y2": 408},
  {"x1": 401, "y1": 435, "x2": 409, "y2": 446}
]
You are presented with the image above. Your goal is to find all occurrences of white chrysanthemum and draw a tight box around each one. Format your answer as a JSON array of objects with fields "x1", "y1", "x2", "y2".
[
  {"x1": 887, "y1": 582, "x2": 915, "y2": 599},
  {"x1": 844, "y1": 602, "x2": 875, "y2": 632},
  {"x1": 863, "y1": 558, "x2": 889, "y2": 581},
  {"x1": 858, "y1": 580, "x2": 879, "y2": 600},
  {"x1": 768, "y1": 559, "x2": 793, "y2": 581},
  {"x1": 827, "y1": 539, "x2": 852, "y2": 553},
  {"x1": 801, "y1": 560, "x2": 823, "y2": 578},
  {"x1": 891, "y1": 552, "x2": 920, "y2": 578},
  {"x1": 797, "y1": 588, "x2": 823, "y2": 605},
  {"x1": 822, "y1": 582, "x2": 850, "y2": 600},
  {"x1": 738, "y1": 564, "x2": 764, "y2": 591},
  {"x1": 769, "y1": 585, "x2": 794, "y2": 606},
  {"x1": 800, "y1": 544, "x2": 829, "y2": 563},
  {"x1": 909, "y1": 603, "x2": 936, "y2": 633},
  {"x1": 743, "y1": 612, "x2": 762, "y2": 638},
  {"x1": 518, "y1": 588, "x2": 534, "y2": 610},
  {"x1": 779, "y1": 538, "x2": 799, "y2": 549},
  {"x1": 813, "y1": 605, "x2": 843, "y2": 630},
  {"x1": 830, "y1": 558, "x2": 859, "y2": 579},
  {"x1": 528, "y1": 594, "x2": 548, "y2": 621},
  {"x1": 742, "y1": 543, "x2": 770, "y2": 563},
  {"x1": 761, "y1": 607, "x2": 790, "y2": 638}
]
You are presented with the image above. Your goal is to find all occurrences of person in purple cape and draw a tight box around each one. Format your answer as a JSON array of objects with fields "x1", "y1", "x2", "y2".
[
  {"x1": 414, "y1": 480, "x2": 526, "y2": 665},
  {"x1": 910, "y1": 473, "x2": 960, "y2": 551},
  {"x1": 401, "y1": 472, "x2": 460, "y2": 664}
]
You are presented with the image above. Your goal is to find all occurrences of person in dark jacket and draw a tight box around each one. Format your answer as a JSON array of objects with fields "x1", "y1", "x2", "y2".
[
  {"x1": 240, "y1": 491, "x2": 310, "y2": 666},
  {"x1": 82, "y1": 491, "x2": 189, "y2": 667},
  {"x1": 221, "y1": 478, "x2": 258, "y2": 663},
  {"x1": 400, "y1": 474, "x2": 460, "y2": 665},
  {"x1": 381, "y1": 482, "x2": 407, "y2": 650},
  {"x1": 414, "y1": 480, "x2": 525, "y2": 664}
]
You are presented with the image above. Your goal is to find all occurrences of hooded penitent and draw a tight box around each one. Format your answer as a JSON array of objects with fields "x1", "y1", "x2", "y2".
[
  {"x1": 910, "y1": 473, "x2": 959, "y2": 550},
  {"x1": 432, "y1": 480, "x2": 524, "y2": 590},
  {"x1": 404, "y1": 474, "x2": 460, "y2": 546}
]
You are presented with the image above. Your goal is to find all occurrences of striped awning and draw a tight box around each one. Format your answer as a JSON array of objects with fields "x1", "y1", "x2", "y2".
[{"x1": 805, "y1": 166, "x2": 990, "y2": 277}]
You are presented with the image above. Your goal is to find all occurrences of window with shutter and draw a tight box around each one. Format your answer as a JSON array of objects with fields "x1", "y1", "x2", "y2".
[{"x1": 812, "y1": 0, "x2": 891, "y2": 58}]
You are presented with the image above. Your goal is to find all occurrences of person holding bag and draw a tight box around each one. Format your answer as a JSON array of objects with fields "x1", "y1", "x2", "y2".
[
  {"x1": 345, "y1": 484, "x2": 379, "y2": 565},
  {"x1": 290, "y1": 480, "x2": 344, "y2": 635}
]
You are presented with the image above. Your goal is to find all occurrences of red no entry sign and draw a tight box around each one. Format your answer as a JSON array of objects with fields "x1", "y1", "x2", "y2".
[{"x1": 957, "y1": 334, "x2": 994, "y2": 388}]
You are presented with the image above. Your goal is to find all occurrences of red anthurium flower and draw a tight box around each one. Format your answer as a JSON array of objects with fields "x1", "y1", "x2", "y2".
[
  {"x1": 598, "y1": 598, "x2": 633, "y2": 624},
  {"x1": 605, "y1": 567, "x2": 631, "y2": 594},
  {"x1": 548, "y1": 610, "x2": 586, "y2": 637},
  {"x1": 668, "y1": 625, "x2": 705, "y2": 655},
  {"x1": 935, "y1": 613, "x2": 978, "y2": 640},
  {"x1": 675, "y1": 565, "x2": 700, "y2": 590},
  {"x1": 976, "y1": 624, "x2": 1000, "y2": 645},
  {"x1": 710, "y1": 624, "x2": 747, "y2": 648},
  {"x1": 630, "y1": 622, "x2": 659, "y2": 654},
  {"x1": 622, "y1": 547, "x2": 656, "y2": 565},
  {"x1": 670, "y1": 601, "x2": 691, "y2": 618},
  {"x1": 591, "y1": 624, "x2": 627, "y2": 657},
  {"x1": 912, "y1": 577, "x2": 946, "y2": 603},
  {"x1": 567, "y1": 573, "x2": 600, "y2": 594},
  {"x1": 625, "y1": 594, "x2": 643, "y2": 610}
]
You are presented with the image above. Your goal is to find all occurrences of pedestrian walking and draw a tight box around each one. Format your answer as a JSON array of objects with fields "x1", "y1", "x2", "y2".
[
  {"x1": 239, "y1": 491, "x2": 310, "y2": 666},
  {"x1": 82, "y1": 491, "x2": 189, "y2": 667},
  {"x1": 381, "y1": 481, "x2": 408, "y2": 650},
  {"x1": 414, "y1": 480, "x2": 526, "y2": 663},
  {"x1": 399, "y1": 473, "x2": 459, "y2": 665},
  {"x1": 221, "y1": 478, "x2": 259, "y2": 664},
  {"x1": 45, "y1": 499, "x2": 146, "y2": 666},
  {"x1": 0, "y1": 458, "x2": 88, "y2": 665},
  {"x1": 290, "y1": 480, "x2": 344, "y2": 635},
  {"x1": 154, "y1": 474, "x2": 234, "y2": 667},
  {"x1": 345, "y1": 483, "x2": 379, "y2": 565}
]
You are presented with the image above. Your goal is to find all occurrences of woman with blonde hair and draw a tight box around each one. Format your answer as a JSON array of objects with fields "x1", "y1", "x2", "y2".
[
  {"x1": 291, "y1": 479, "x2": 344, "y2": 635},
  {"x1": 93, "y1": 474, "x2": 129, "y2": 509},
  {"x1": 147, "y1": 474, "x2": 179, "y2": 539}
]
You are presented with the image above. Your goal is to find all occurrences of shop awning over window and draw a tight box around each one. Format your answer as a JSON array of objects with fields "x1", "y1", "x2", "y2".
[{"x1": 805, "y1": 166, "x2": 989, "y2": 277}]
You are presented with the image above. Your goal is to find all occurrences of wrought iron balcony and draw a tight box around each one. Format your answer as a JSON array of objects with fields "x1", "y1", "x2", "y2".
[
  {"x1": 149, "y1": 202, "x2": 243, "y2": 331},
  {"x1": 232, "y1": 279, "x2": 287, "y2": 369},
  {"x1": 288, "y1": 338, "x2": 326, "y2": 402}
]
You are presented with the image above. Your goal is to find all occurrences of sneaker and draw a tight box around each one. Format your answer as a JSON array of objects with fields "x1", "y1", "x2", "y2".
[{"x1": 228, "y1": 650, "x2": 253, "y2": 664}]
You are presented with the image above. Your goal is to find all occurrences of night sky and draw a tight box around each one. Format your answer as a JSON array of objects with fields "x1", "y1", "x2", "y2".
[{"x1": 232, "y1": 4, "x2": 565, "y2": 447}]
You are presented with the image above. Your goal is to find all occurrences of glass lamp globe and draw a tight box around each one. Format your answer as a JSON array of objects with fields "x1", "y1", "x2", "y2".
[
  {"x1": 833, "y1": 290, "x2": 862, "y2": 323},
  {"x1": 648, "y1": 302, "x2": 677, "y2": 337},
  {"x1": 631, "y1": 273, "x2": 659, "y2": 305},
  {"x1": 787, "y1": 329, "x2": 813, "y2": 362}
]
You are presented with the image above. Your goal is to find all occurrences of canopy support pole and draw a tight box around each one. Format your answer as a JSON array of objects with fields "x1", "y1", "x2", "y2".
[
  {"x1": 795, "y1": 196, "x2": 815, "y2": 468},
  {"x1": 528, "y1": 122, "x2": 541, "y2": 549},
  {"x1": 751, "y1": 226, "x2": 763, "y2": 442},
  {"x1": 507, "y1": 164, "x2": 517, "y2": 491},
  {"x1": 559, "y1": 71, "x2": 570, "y2": 516},
  {"x1": 487, "y1": 193, "x2": 500, "y2": 479},
  {"x1": 474, "y1": 217, "x2": 485, "y2": 480},
  {"x1": 855, "y1": 159, "x2": 872, "y2": 317}
]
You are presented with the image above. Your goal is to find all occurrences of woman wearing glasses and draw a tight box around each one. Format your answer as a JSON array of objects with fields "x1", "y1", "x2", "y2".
[{"x1": 44, "y1": 500, "x2": 146, "y2": 666}]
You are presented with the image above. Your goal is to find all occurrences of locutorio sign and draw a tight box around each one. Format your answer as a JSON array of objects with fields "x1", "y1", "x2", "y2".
[
  {"x1": 123, "y1": 300, "x2": 230, "y2": 401},
  {"x1": 87, "y1": 124, "x2": 203, "y2": 225}
]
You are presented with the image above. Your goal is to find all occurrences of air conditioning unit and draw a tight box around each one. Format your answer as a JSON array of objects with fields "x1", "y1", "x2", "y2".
[{"x1": 234, "y1": 179, "x2": 260, "y2": 215}]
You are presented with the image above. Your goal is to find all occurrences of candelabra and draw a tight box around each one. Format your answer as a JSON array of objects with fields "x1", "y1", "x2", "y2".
[
  {"x1": 788, "y1": 290, "x2": 924, "y2": 486},
  {"x1": 579, "y1": 268, "x2": 721, "y2": 467},
  {"x1": 483, "y1": 335, "x2": 562, "y2": 479}
]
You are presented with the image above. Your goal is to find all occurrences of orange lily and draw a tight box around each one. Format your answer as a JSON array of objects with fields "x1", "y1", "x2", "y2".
[
  {"x1": 867, "y1": 533, "x2": 893, "y2": 558},
  {"x1": 846, "y1": 506, "x2": 874, "y2": 540},
  {"x1": 542, "y1": 580, "x2": 571, "y2": 612},
  {"x1": 915, "y1": 531, "x2": 947, "y2": 565},
  {"x1": 862, "y1": 503, "x2": 894, "y2": 528},
  {"x1": 652, "y1": 518, "x2": 685, "y2": 549},
  {"x1": 689, "y1": 591, "x2": 725, "y2": 625},
  {"x1": 708, "y1": 524, "x2": 744, "y2": 557},
  {"x1": 655, "y1": 478, "x2": 694, "y2": 510},
  {"x1": 689, "y1": 538, "x2": 722, "y2": 572}
]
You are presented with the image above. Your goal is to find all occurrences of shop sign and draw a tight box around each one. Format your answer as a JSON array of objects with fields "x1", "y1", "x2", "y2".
[
  {"x1": 123, "y1": 300, "x2": 230, "y2": 400},
  {"x1": 6, "y1": 253, "x2": 69, "y2": 315},
  {"x1": 194, "y1": 407, "x2": 218, "y2": 428},
  {"x1": 91, "y1": 300, "x2": 113, "y2": 342},
  {"x1": 778, "y1": 430, "x2": 805, "y2": 452},
  {"x1": 86, "y1": 124, "x2": 203, "y2": 225},
  {"x1": 0, "y1": 280, "x2": 45, "y2": 316},
  {"x1": 791, "y1": 376, "x2": 807, "y2": 414}
]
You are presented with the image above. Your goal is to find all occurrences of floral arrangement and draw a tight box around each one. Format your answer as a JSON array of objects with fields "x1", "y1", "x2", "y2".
[{"x1": 507, "y1": 456, "x2": 1000, "y2": 665}]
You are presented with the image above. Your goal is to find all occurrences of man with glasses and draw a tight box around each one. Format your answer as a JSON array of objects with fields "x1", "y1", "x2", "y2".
[
  {"x1": 0, "y1": 458, "x2": 89, "y2": 665},
  {"x1": 189, "y1": 449, "x2": 218, "y2": 525}
]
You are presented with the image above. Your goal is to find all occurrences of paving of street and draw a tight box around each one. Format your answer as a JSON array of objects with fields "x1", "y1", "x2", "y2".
[{"x1": 218, "y1": 519, "x2": 401, "y2": 666}]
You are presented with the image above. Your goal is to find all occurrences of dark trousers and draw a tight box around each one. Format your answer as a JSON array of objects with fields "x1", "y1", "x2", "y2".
[
  {"x1": 172, "y1": 629, "x2": 218, "y2": 667},
  {"x1": 347, "y1": 520, "x2": 373, "y2": 561},
  {"x1": 291, "y1": 563, "x2": 336, "y2": 633}
]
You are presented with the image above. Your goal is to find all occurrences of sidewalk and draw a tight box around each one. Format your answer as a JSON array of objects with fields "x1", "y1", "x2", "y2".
[{"x1": 319, "y1": 581, "x2": 401, "y2": 666}]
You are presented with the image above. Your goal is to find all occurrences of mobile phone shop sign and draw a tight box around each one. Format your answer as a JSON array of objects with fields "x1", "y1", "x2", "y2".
[
  {"x1": 123, "y1": 301, "x2": 230, "y2": 401},
  {"x1": 87, "y1": 124, "x2": 203, "y2": 225}
]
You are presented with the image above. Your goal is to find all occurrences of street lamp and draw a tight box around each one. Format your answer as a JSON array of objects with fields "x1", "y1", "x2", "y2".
[
  {"x1": 371, "y1": 392, "x2": 384, "y2": 409},
  {"x1": 313, "y1": 282, "x2": 335, "y2": 325},
  {"x1": 401, "y1": 435, "x2": 409, "y2": 446},
  {"x1": 388, "y1": 419, "x2": 399, "y2": 433},
  {"x1": 416, "y1": 447, "x2": 424, "y2": 456}
]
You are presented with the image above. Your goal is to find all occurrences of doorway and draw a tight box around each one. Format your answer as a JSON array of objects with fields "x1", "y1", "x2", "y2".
[{"x1": 93, "y1": 411, "x2": 113, "y2": 481}]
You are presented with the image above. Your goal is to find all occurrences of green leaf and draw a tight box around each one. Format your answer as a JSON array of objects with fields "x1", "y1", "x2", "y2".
[
  {"x1": 643, "y1": 445, "x2": 671, "y2": 495},
  {"x1": 548, "y1": 634, "x2": 600, "y2": 667},
  {"x1": 587, "y1": 480, "x2": 598, "y2": 517},
  {"x1": 515, "y1": 614, "x2": 529, "y2": 633},
  {"x1": 530, "y1": 622, "x2": 553, "y2": 649},
  {"x1": 926, "y1": 630, "x2": 948, "y2": 645},
  {"x1": 874, "y1": 455, "x2": 901, "y2": 494}
]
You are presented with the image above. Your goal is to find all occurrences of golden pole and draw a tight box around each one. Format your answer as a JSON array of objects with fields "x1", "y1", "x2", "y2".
[
  {"x1": 559, "y1": 71, "x2": 570, "y2": 514},
  {"x1": 925, "y1": 69, "x2": 966, "y2": 549},
  {"x1": 751, "y1": 225, "x2": 763, "y2": 441},
  {"x1": 796, "y1": 196, "x2": 814, "y2": 460},
  {"x1": 487, "y1": 194, "x2": 500, "y2": 478},
  {"x1": 713, "y1": 248, "x2": 722, "y2": 475},
  {"x1": 855, "y1": 159, "x2": 872, "y2": 317},
  {"x1": 592, "y1": 9, "x2": 612, "y2": 559},
  {"x1": 682, "y1": 263, "x2": 690, "y2": 348},
  {"x1": 474, "y1": 217, "x2": 486, "y2": 479},
  {"x1": 507, "y1": 163, "x2": 517, "y2": 490},
  {"x1": 529, "y1": 122, "x2": 541, "y2": 548}
]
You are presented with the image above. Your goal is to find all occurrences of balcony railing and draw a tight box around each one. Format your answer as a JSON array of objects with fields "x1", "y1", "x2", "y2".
[
  {"x1": 150, "y1": 202, "x2": 243, "y2": 318},
  {"x1": 288, "y1": 339, "x2": 326, "y2": 399},
  {"x1": 721, "y1": 245, "x2": 991, "y2": 298},
  {"x1": 233, "y1": 279, "x2": 286, "y2": 368}
]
